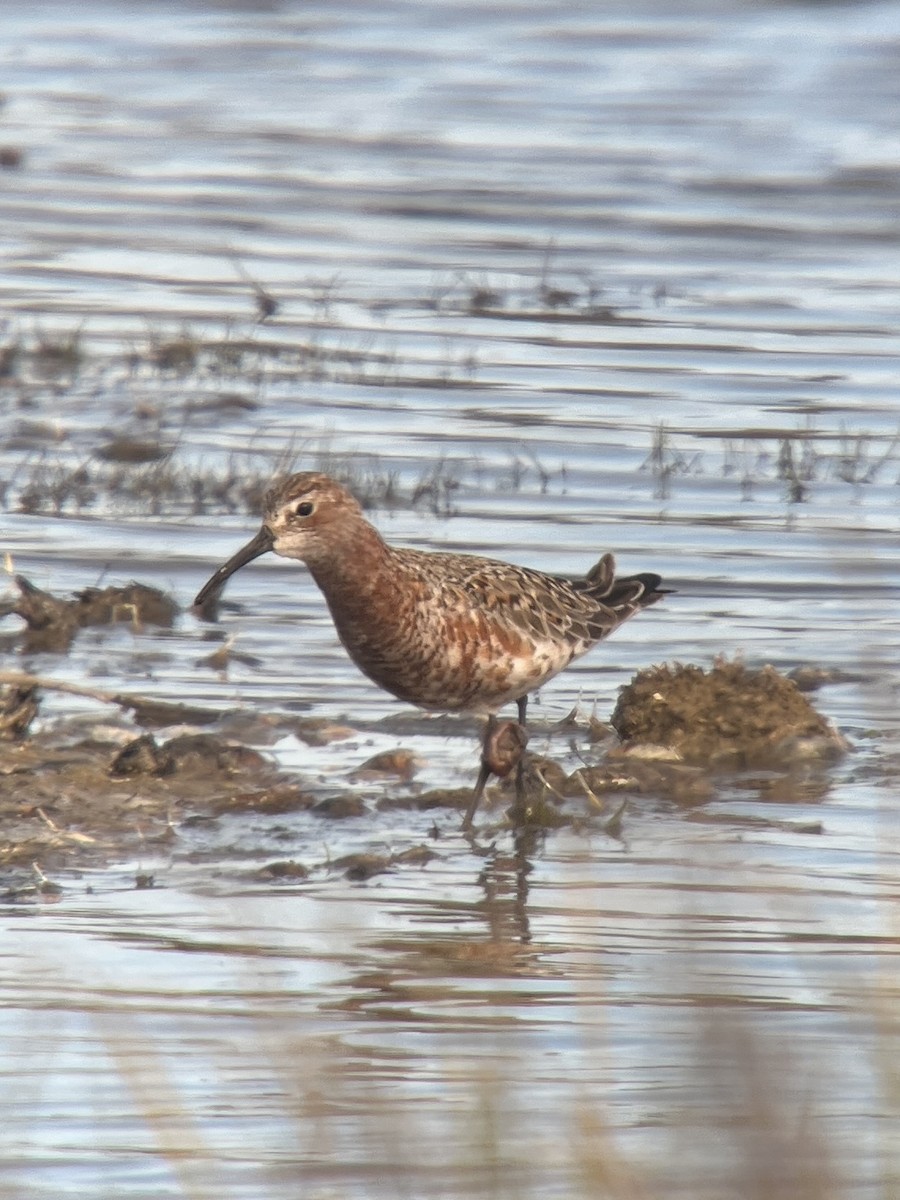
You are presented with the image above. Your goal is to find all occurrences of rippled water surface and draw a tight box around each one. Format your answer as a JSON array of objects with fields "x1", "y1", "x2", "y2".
[{"x1": 1, "y1": 1, "x2": 899, "y2": 1197}]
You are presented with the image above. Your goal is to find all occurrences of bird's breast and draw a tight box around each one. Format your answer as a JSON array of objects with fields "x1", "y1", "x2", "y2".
[{"x1": 328, "y1": 585, "x2": 581, "y2": 713}]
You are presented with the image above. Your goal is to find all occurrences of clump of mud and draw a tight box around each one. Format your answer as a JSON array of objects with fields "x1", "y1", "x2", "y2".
[
  {"x1": 1, "y1": 575, "x2": 178, "y2": 651},
  {"x1": 0, "y1": 682, "x2": 39, "y2": 739},
  {"x1": 0, "y1": 722, "x2": 314, "y2": 888},
  {"x1": 611, "y1": 659, "x2": 846, "y2": 767}
]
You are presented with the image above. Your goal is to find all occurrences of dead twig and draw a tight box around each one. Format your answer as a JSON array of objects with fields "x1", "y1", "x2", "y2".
[{"x1": 0, "y1": 669, "x2": 135, "y2": 711}]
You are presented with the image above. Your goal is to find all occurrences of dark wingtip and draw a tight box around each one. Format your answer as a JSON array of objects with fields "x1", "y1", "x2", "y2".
[{"x1": 632, "y1": 573, "x2": 673, "y2": 607}]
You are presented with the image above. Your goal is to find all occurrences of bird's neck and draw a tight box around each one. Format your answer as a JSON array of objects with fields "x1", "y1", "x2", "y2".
[{"x1": 306, "y1": 520, "x2": 395, "y2": 609}]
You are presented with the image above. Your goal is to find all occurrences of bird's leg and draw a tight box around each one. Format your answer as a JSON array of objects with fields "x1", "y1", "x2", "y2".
[
  {"x1": 461, "y1": 704, "x2": 531, "y2": 832},
  {"x1": 515, "y1": 695, "x2": 528, "y2": 801},
  {"x1": 509, "y1": 694, "x2": 530, "y2": 822},
  {"x1": 461, "y1": 715, "x2": 497, "y2": 832}
]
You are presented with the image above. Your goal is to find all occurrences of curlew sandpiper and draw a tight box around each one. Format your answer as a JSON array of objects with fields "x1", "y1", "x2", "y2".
[{"x1": 194, "y1": 472, "x2": 668, "y2": 829}]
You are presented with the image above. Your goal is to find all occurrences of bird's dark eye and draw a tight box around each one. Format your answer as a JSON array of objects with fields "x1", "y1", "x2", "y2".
[{"x1": 295, "y1": 500, "x2": 314, "y2": 518}]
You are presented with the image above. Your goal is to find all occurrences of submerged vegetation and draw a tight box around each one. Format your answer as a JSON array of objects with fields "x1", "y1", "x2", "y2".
[
  {"x1": 3, "y1": 411, "x2": 898, "y2": 522},
  {"x1": 7, "y1": 446, "x2": 470, "y2": 518},
  {"x1": 0, "y1": 241, "x2": 896, "y2": 532},
  {"x1": 1, "y1": 262, "x2": 898, "y2": 525}
]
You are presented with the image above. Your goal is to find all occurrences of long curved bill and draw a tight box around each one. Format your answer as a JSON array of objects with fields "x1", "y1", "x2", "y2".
[{"x1": 193, "y1": 525, "x2": 275, "y2": 616}]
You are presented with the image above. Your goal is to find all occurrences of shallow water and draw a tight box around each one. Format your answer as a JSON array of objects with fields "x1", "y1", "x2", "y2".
[{"x1": 1, "y1": 1, "x2": 899, "y2": 1196}]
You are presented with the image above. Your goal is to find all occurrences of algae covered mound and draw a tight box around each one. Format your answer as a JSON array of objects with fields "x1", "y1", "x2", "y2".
[{"x1": 611, "y1": 659, "x2": 844, "y2": 767}]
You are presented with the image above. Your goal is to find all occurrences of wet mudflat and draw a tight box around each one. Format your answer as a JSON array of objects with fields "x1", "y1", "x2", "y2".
[{"x1": 1, "y1": 1, "x2": 899, "y2": 1197}]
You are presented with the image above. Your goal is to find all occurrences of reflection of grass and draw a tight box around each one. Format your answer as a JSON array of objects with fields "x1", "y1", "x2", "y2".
[
  {"x1": 837, "y1": 429, "x2": 900, "y2": 486},
  {"x1": 32, "y1": 326, "x2": 83, "y2": 376},
  {"x1": 641, "y1": 424, "x2": 702, "y2": 499},
  {"x1": 655, "y1": 423, "x2": 900, "y2": 506},
  {"x1": 150, "y1": 330, "x2": 200, "y2": 374},
  {"x1": 0, "y1": 339, "x2": 20, "y2": 378},
  {"x1": 17, "y1": 459, "x2": 96, "y2": 515},
  {"x1": 10, "y1": 418, "x2": 900, "y2": 521},
  {"x1": 9, "y1": 446, "x2": 469, "y2": 518},
  {"x1": 436, "y1": 241, "x2": 649, "y2": 321},
  {"x1": 31, "y1": 912, "x2": 888, "y2": 1200},
  {"x1": 4, "y1": 307, "x2": 900, "y2": 532}
]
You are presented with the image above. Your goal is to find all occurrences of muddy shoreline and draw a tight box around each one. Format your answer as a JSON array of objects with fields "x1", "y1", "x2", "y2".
[{"x1": 1, "y1": 630, "x2": 847, "y2": 902}]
